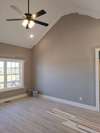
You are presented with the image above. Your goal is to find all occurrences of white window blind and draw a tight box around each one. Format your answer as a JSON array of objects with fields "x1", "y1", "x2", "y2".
[{"x1": 0, "y1": 59, "x2": 24, "y2": 90}]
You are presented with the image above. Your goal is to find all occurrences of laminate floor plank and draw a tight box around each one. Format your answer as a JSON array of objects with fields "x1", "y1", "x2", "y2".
[{"x1": 0, "y1": 97, "x2": 100, "y2": 133}]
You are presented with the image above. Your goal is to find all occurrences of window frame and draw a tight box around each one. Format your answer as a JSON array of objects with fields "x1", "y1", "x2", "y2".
[{"x1": 0, "y1": 58, "x2": 24, "y2": 92}]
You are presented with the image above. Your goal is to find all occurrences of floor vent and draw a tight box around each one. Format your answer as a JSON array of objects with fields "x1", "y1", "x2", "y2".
[{"x1": 4, "y1": 100, "x2": 11, "y2": 103}]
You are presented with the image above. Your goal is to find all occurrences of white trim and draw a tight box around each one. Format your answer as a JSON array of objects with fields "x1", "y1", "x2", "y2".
[
  {"x1": 21, "y1": 60, "x2": 24, "y2": 88},
  {"x1": 40, "y1": 95, "x2": 98, "y2": 112},
  {"x1": 95, "y1": 48, "x2": 100, "y2": 112},
  {"x1": 0, "y1": 58, "x2": 24, "y2": 62},
  {"x1": 0, "y1": 93, "x2": 27, "y2": 104}
]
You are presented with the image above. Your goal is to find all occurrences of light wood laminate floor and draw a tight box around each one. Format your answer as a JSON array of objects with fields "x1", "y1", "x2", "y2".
[{"x1": 0, "y1": 97, "x2": 100, "y2": 133}]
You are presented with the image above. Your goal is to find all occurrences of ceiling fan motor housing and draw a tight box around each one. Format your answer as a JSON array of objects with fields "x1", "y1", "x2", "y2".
[{"x1": 24, "y1": 13, "x2": 32, "y2": 20}]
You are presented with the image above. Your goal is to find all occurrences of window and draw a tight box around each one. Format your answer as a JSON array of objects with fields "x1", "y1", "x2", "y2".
[
  {"x1": 0, "y1": 59, "x2": 24, "y2": 90},
  {"x1": 0, "y1": 61, "x2": 4, "y2": 89}
]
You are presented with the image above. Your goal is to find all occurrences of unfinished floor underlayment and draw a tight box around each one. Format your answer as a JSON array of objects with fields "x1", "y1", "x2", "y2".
[{"x1": 47, "y1": 108, "x2": 100, "y2": 133}]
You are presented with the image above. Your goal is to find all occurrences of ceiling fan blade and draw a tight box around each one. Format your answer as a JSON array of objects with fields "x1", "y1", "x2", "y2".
[
  {"x1": 33, "y1": 20, "x2": 49, "y2": 26},
  {"x1": 6, "y1": 18, "x2": 24, "y2": 21},
  {"x1": 10, "y1": 5, "x2": 23, "y2": 15},
  {"x1": 33, "y1": 10, "x2": 47, "y2": 18}
]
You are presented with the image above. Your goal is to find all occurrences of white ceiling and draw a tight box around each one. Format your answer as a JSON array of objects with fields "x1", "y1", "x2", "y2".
[{"x1": 0, "y1": 0, "x2": 100, "y2": 48}]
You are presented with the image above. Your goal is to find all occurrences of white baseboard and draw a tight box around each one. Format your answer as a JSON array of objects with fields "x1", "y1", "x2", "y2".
[
  {"x1": 0, "y1": 93, "x2": 27, "y2": 104},
  {"x1": 40, "y1": 95, "x2": 98, "y2": 112}
]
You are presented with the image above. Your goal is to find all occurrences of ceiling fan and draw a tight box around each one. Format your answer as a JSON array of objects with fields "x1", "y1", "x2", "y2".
[{"x1": 6, "y1": 0, "x2": 49, "y2": 29}]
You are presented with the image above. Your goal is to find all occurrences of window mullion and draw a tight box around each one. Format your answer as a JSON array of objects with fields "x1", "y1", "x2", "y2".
[{"x1": 4, "y1": 61, "x2": 7, "y2": 88}]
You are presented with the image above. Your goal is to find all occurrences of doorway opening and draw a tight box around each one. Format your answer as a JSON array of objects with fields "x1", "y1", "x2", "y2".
[{"x1": 95, "y1": 48, "x2": 100, "y2": 112}]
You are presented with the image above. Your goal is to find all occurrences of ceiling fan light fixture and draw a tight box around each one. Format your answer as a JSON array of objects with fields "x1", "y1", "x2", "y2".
[
  {"x1": 22, "y1": 19, "x2": 28, "y2": 27},
  {"x1": 28, "y1": 20, "x2": 35, "y2": 28},
  {"x1": 6, "y1": 0, "x2": 48, "y2": 29},
  {"x1": 32, "y1": 14, "x2": 36, "y2": 19},
  {"x1": 29, "y1": 34, "x2": 34, "y2": 38}
]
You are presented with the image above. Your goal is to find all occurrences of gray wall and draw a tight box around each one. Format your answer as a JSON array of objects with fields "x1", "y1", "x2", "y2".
[
  {"x1": 0, "y1": 43, "x2": 32, "y2": 99},
  {"x1": 32, "y1": 13, "x2": 100, "y2": 106}
]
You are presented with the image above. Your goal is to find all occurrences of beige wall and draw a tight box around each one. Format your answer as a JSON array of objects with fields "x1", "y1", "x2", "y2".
[
  {"x1": 32, "y1": 13, "x2": 100, "y2": 106},
  {"x1": 1, "y1": 13, "x2": 100, "y2": 106},
  {"x1": 0, "y1": 43, "x2": 32, "y2": 99}
]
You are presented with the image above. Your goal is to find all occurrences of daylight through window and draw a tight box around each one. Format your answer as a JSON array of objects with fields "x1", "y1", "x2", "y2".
[{"x1": 0, "y1": 59, "x2": 24, "y2": 90}]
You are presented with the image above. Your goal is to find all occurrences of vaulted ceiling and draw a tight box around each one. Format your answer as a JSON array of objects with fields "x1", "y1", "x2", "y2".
[{"x1": 0, "y1": 0, "x2": 100, "y2": 48}]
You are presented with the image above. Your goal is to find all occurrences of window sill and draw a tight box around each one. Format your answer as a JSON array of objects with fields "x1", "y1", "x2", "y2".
[{"x1": 0, "y1": 87, "x2": 24, "y2": 93}]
